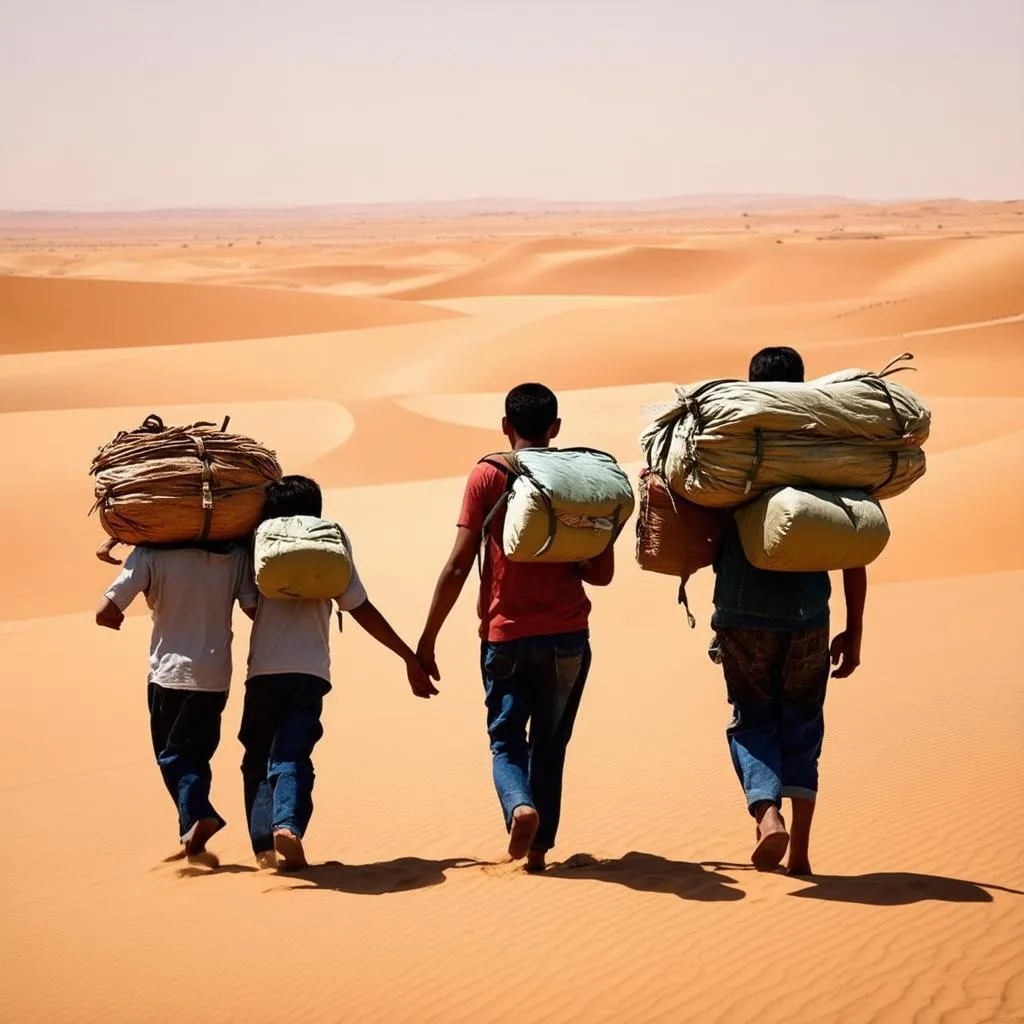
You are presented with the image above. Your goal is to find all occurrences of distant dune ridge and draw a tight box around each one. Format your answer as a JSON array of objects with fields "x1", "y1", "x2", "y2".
[{"x1": 1, "y1": 200, "x2": 1022, "y2": 1024}]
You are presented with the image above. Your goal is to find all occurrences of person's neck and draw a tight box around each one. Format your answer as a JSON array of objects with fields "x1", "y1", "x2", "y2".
[{"x1": 511, "y1": 437, "x2": 549, "y2": 451}]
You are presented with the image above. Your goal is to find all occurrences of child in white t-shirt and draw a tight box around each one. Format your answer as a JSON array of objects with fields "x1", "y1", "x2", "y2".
[
  {"x1": 242, "y1": 475, "x2": 437, "y2": 871},
  {"x1": 96, "y1": 539, "x2": 258, "y2": 859}
]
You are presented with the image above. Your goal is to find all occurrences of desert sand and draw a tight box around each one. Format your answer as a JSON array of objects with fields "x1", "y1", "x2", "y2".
[{"x1": 1, "y1": 199, "x2": 1022, "y2": 1023}]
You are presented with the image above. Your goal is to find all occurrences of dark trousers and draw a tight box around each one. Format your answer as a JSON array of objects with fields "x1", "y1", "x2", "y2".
[
  {"x1": 716, "y1": 626, "x2": 830, "y2": 814},
  {"x1": 239, "y1": 673, "x2": 330, "y2": 854},
  {"x1": 147, "y1": 682, "x2": 228, "y2": 841},
  {"x1": 480, "y1": 630, "x2": 591, "y2": 853}
]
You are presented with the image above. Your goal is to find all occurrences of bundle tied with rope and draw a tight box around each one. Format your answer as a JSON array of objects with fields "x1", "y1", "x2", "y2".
[
  {"x1": 635, "y1": 354, "x2": 931, "y2": 626},
  {"x1": 639, "y1": 353, "x2": 930, "y2": 508},
  {"x1": 90, "y1": 414, "x2": 283, "y2": 546}
]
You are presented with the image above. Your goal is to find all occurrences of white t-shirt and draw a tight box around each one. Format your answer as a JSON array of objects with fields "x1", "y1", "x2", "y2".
[
  {"x1": 105, "y1": 544, "x2": 258, "y2": 693},
  {"x1": 246, "y1": 561, "x2": 368, "y2": 684}
]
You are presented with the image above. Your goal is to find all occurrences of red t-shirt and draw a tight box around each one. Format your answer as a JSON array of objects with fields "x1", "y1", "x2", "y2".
[{"x1": 458, "y1": 461, "x2": 592, "y2": 643}]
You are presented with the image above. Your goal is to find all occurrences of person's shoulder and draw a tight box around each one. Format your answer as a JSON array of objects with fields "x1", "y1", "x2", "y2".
[{"x1": 468, "y1": 456, "x2": 510, "y2": 487}]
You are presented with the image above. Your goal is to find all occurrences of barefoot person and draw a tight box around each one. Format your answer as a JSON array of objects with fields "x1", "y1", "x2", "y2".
[
  {"x1": 416, "y1": 384, "x2": 617, "y2": 872},
  {"x1": 241, "y1": 475, "x2": 438, "y2": 871},
  {"x1": 95, "y1": 538, "x2": 258, "y2": 860},
  {"x1": 710, "y1": 347, "x2": 866, "y2": 875}
]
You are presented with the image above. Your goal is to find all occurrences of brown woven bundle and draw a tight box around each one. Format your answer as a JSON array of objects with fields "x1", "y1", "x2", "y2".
[
  {"x1": 635, "y1": 469, "x2": 727, "y2": 577},
  {"x1": 90, "y1": 414, "x2": 283, "y2": 545}
]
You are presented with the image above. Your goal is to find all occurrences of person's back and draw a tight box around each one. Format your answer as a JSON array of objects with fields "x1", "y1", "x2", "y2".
[
  {"x1": 711, "y1": 347, "x2": 865, "y2": 876},
  {"x1": 240, "y1": 475, "x2": 434, "y2": 871},
  {"x1": 96, "y1": 539, "x2": 257, "y2": 858},
  {"x1": 126, "y1": 544, "x2": 254, "y2": 691},
  {"x1": 418, "y1": 383, "x2": 617, "y2": 872},
  {"x1": 712, "y1": 517, "x2": 831, "y2": 633},
  {"x1": 462, "y1": 460, "x2": 592, "y2": 643}
]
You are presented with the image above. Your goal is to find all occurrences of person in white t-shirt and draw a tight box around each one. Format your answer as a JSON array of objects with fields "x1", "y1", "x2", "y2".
[
  {"x1": 96, "y1": 539, "x2": 259, "y2": 859},
  {"x1": 241, "y1": 475, "x2": 438, "y2": 871}
]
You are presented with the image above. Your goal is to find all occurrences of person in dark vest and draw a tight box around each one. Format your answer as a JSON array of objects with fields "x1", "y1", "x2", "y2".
[{"x1": 710, "y1": 347, "x2": 866, "y2": 876}]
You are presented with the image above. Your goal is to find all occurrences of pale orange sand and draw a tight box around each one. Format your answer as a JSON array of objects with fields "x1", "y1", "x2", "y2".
[{"x1": 1, "y1": 201, "x2": 1022, "y2": 1024}]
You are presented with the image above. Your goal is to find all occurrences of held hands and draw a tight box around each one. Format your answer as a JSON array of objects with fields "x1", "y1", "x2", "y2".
[
  {"x1": 830, "y1": 629, "x2": 862, "y2": 679},
  {"x1": 415, "y1": 635, "x2": 441, "y2": 685},
  {"x1": 404, "y1": 653, "x2": 439, "y2": 699}
]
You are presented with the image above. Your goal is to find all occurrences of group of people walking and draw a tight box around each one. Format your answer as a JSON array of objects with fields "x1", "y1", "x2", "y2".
[{"x1": 96, "y1": 345, "x2": 865, "y2": 877}]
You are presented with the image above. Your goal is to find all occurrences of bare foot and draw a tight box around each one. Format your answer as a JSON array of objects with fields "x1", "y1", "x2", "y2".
[
  {"x1": 525, "y1": 850, "x2": 546, "y2": 874},
  {"x1": 751, "y1": 805, "x2": 789, "y2": 871},
  {"x1": 507, "y1": 805, "x2": 540, "y2": 860},
  {"x1": 786, "y1": 797, "x2": 815, "y2": 879},
  {"x1": 273, "y1": 829, "x2": 308, "y2": 871},
  {"x1": 184, "y1": 818, "x2": 223, "y2": 859},
  {"x1": 255, "y1": 850, "x2": 278, "y2": 871}
]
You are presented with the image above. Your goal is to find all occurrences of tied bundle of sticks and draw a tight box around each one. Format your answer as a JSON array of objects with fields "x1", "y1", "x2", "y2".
[{"x1": 90, "y1": 414, "x2": 283, "y2": 546}]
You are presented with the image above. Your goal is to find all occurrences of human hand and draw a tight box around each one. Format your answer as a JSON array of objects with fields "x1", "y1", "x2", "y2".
[
  {"x1": 416, "y1": 635, "x2": 441, "y2": 683},
  {"x1": 96, "y1": 538, "x2": 123, "y2": 565},
  {"x1": 830, "y1": 630, "x2": 862, "y2": 678},
  {"x1": 405, "y1": 654, "x2": 439, "y2": 699}
]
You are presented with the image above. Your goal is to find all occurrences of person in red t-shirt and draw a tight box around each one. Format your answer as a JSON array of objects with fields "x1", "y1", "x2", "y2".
[{"x1": 417, "y1": 383, "x2": 617, "y2": 872}]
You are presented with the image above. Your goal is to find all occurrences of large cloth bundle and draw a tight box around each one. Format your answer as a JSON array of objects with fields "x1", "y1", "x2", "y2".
[
  {"x1": 640, "y1": 354, "x2": 930, "y2": 508},
  {"x1": 90, "y1": 414, "x2": 282, "y2": 545},
  {"x1": 734, "y1": 487, "x2": 890, "y2": 572},
  {"x1": 635, "y1": 470, "x2": 726, "y2": 577},
  {"x1": 482, "y1": 447, "x2": 635, "y2": 563},
  {"x1": 255, "y1": 516, "x2": 354, "y2": 599}
]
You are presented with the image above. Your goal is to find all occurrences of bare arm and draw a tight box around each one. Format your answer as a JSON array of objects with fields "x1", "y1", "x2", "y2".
[
  {"x1": 350, "y1": 599, "x2": 438, "y2": 698},
  {"x1": 95, "y1": 596, "x2": 125, "y2": 631},
  {"x1": 578, "y1": 542, "x2": 615, "y2": 587},
  {"x1": 831, "y1": 567, "x2": 866, "y2": 678},
  {"x1": 96, "y1": 537, "x2": 124, "y2": 565},
  {"x1": 416, "y1": 526, "x2": 479, "y2": 679}
]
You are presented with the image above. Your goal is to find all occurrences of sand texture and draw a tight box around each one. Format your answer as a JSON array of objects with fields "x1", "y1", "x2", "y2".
[{"x1": 1, "y1": 200, "x2": 1022, "y2": 1023}]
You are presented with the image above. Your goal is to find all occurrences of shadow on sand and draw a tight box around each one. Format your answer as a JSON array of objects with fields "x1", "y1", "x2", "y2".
[
  {"x1": 788, "y1": 872, "x2": 1024, "y2": 905},
  {"x1": 705, "y1": 862, "x2": 1023, "y2": 905},
  {"x1": 282, "y1": 856, "x2": 488, "y2": 895},
  {"x1": 546, "y1": 851, "x2": 744, "y2": 901}
]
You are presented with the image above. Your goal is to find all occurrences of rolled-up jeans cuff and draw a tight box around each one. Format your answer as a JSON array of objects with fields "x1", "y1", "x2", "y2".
[
  {"x1": 502, "y1": 798, "x2": 536, "y2": 832},
  {"x1": 745, "y1": 792, "x2": 782, "y2": 816},
  {"x1": 782, "y1": 786, "x2": 817, "y2": 802}
]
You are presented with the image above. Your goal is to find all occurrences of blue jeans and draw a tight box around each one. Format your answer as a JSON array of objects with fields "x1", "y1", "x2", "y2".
[
  {"x1": 147, "y1": 683, "x2": 228, "y2": 842},
  {"x1": 239, "y1": 673, "x2": 330, "y2": 854},
  {"x1": 480, "y1": 630, "x2": 591, "y2": 852},
  {"x1": 715, "y1": 626, "x2": 829, "y2": 814}
]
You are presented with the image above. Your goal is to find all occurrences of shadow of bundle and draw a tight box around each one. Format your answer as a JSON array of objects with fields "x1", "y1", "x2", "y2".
[{"x1": 90, "y1": 414, "x2": 282, "y2": 545}]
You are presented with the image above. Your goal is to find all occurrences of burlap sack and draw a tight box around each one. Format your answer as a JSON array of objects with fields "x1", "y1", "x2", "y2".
[
  {"x1": 640, "y1": 354, "x2": 930, "y2": 508},
  {"x1": 255, "y1": 516, "x2": 354, "y2": 599},
  {"x1": 734, "y1": 487, "x2": 890, "y2": 572},
  {"x1": 635, "y1": 470, "x2": 726, "y2": 577},
  {"x1": 90, "y1": 414, "x2": 282, "y2": 545}
]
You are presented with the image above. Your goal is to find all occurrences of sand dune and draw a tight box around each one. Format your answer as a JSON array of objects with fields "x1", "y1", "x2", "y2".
[
  {"x1": 2, "y1": 206, "x2": 1022, "y2": 1024},
  {"x1": 0, "y1": 273, "x2": 459, "y2": 354},
  {"x1": 396, "y1": 240, "x2": 745, "y2": 299}
]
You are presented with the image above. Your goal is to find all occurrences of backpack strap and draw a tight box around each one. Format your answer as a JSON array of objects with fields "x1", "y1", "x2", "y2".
[
  {"x1": 475, "y1": 453, "x2": 518, "y2": 577},
  {"x1": 677, "y1": 578, "x2": 697, "y2": 630}
]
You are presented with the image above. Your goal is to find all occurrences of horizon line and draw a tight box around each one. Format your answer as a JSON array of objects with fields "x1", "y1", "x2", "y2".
[{"x1": 3, "y1": 192, "x2": 1008, "y2": 219}]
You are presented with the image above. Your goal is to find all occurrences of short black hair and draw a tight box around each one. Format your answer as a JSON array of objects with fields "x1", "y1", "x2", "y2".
[
  {"x1": 505, "y1": 383, "x2": 558, "y2": 441},
  {"x1": 749, "y1": 346, "x2": 805, "y2": 383},
  {"x1": 262, "y1": 475, "x2": 323, "y2": 520}
]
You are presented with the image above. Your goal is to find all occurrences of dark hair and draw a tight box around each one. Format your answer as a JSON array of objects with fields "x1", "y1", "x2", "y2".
[
  {"x1": 749, "y1": 347, "x2": 805, "y2": 383},
  {"x1": 505, "y1": 383, "x2": 558, "y2": 441},
  {"x1": 262, "y1": 475, "x2": 323, "y2": 520}
]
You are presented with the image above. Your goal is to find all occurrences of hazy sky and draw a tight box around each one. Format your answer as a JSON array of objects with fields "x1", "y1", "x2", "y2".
[{"x1": 1, "y1": 0, "x2": 1021, "y2": 209}]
